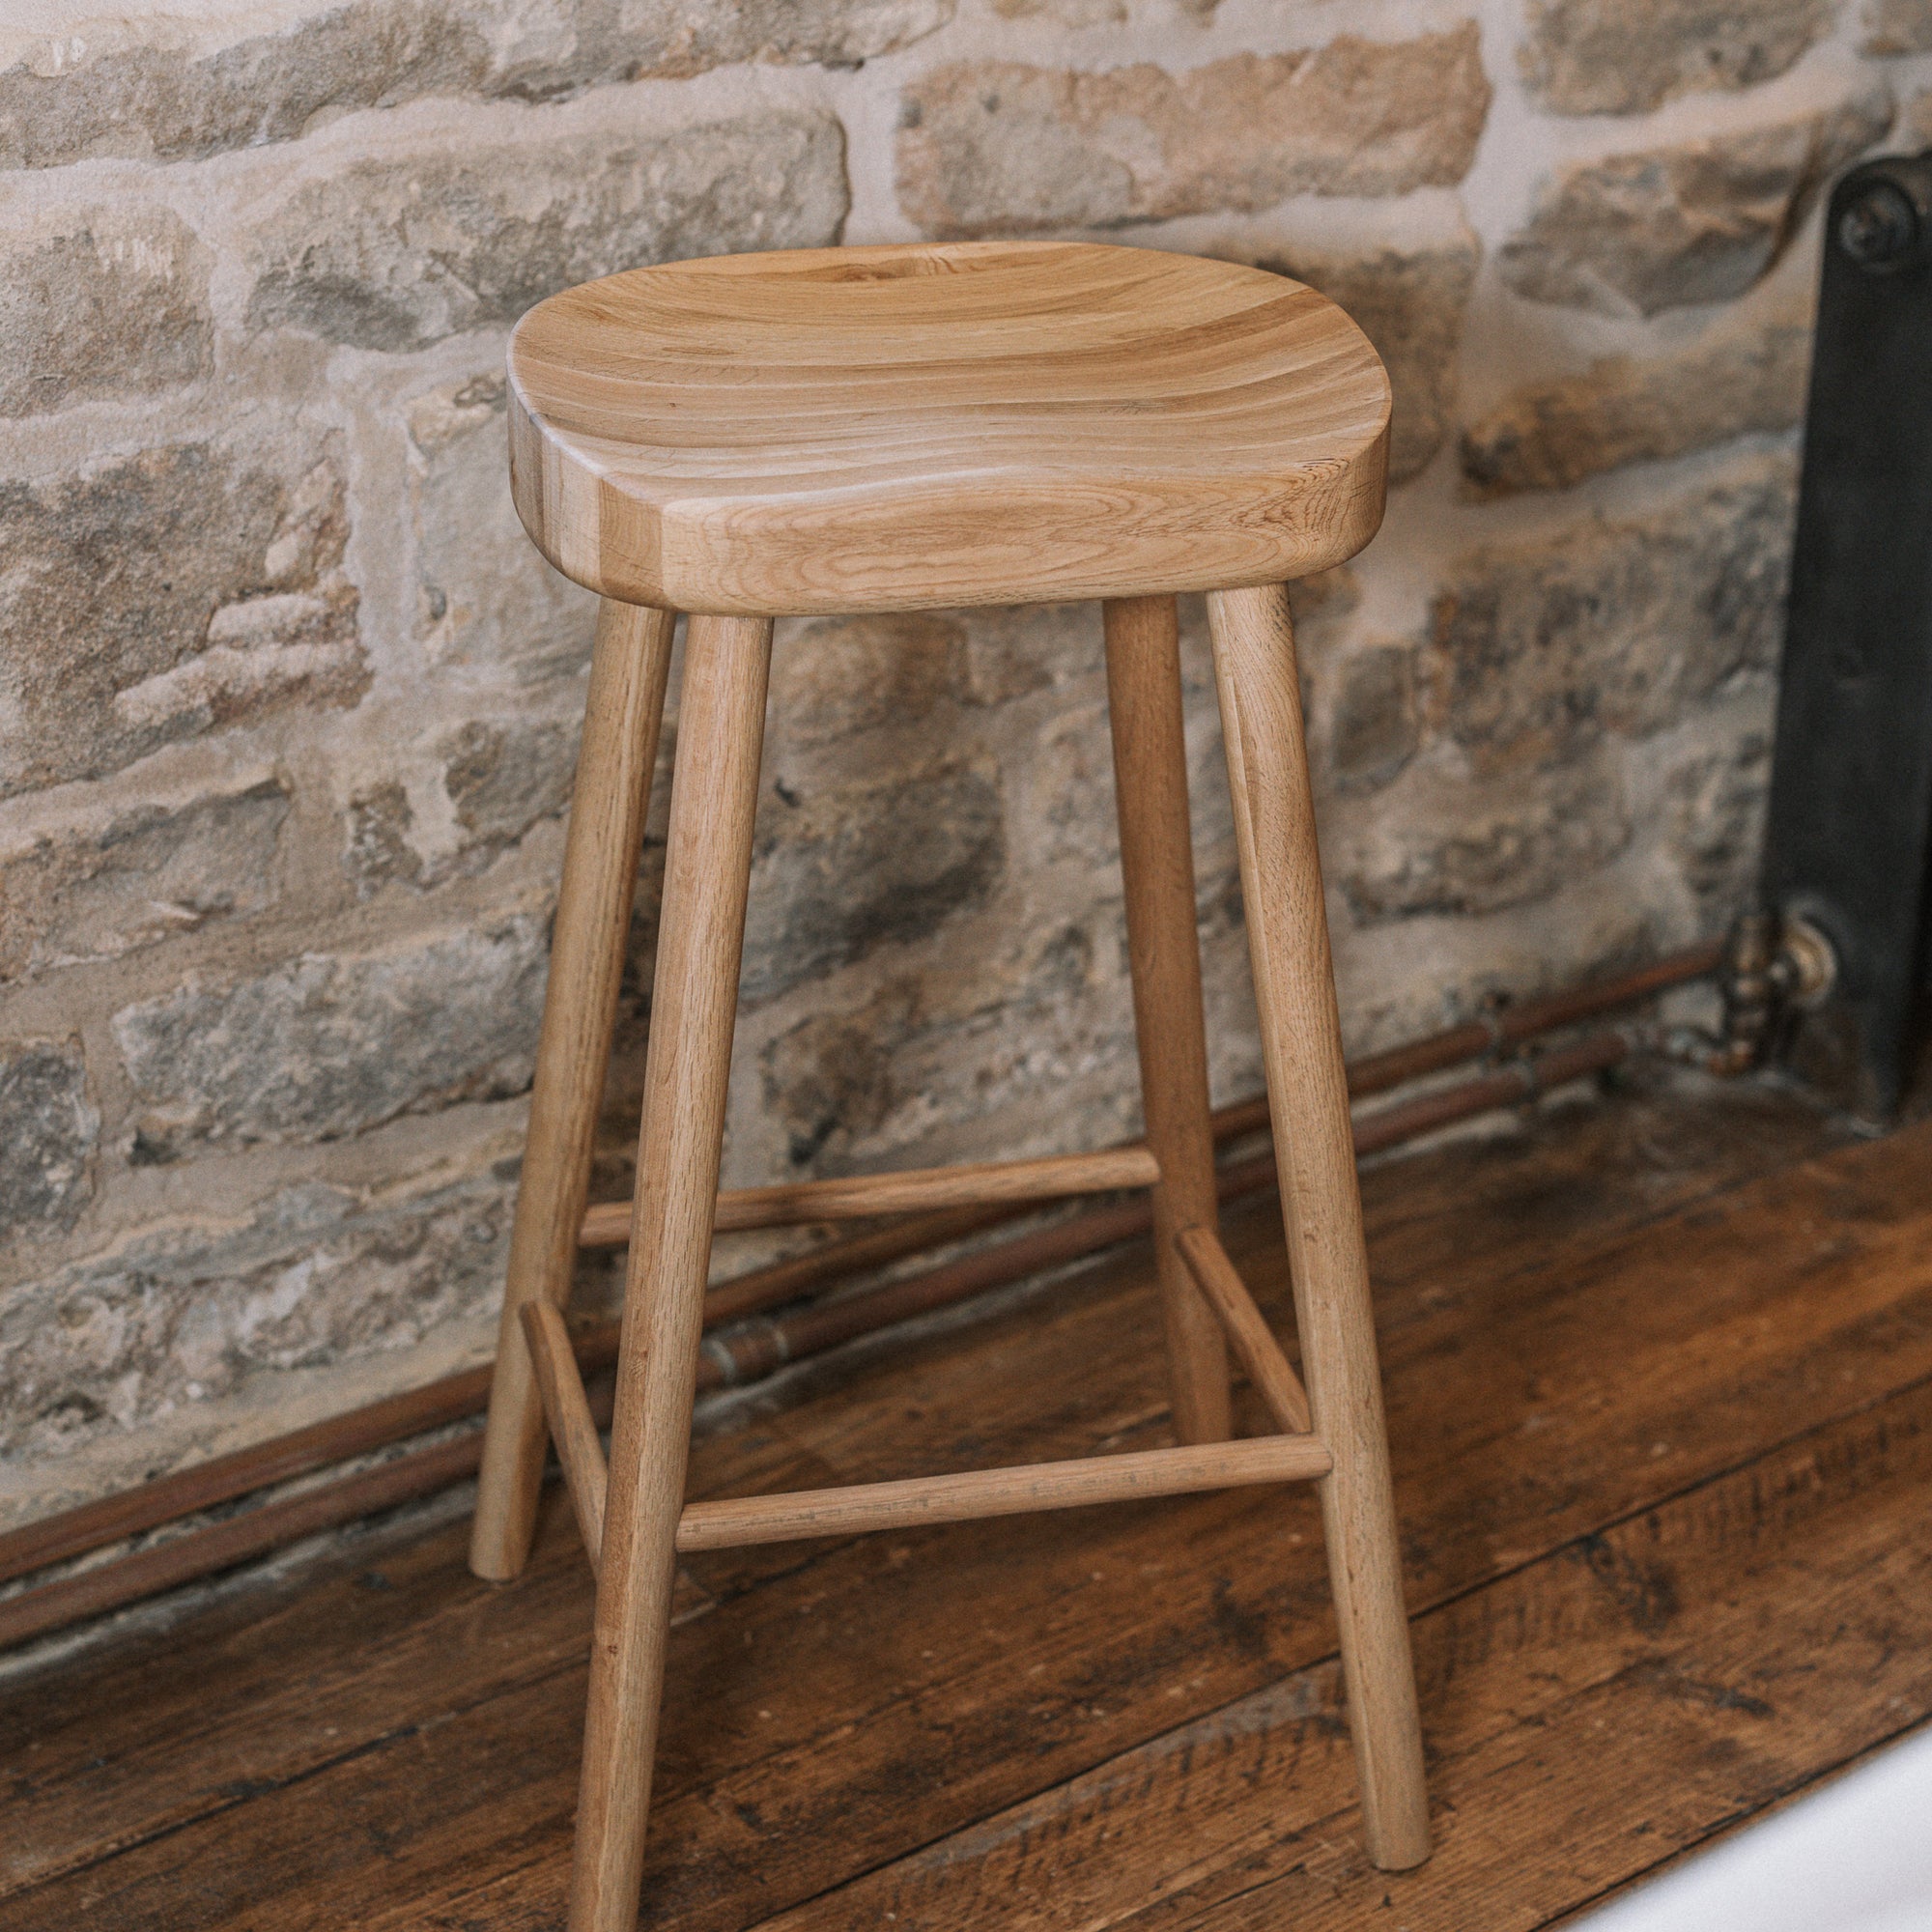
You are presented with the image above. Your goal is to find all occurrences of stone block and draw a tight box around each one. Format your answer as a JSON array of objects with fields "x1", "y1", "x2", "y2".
[
  {"x1": 1429, "y1": 453, "x2": 1796, "y2": 775},
  {"x1": 0, "y1": 1037, "x2": 98, "y2": 1236},
  {"x1": 1498, "y1": 90, "x2": 1891, "y2": 317},
  {"x1": 245, "y1": 111, "x2": 850, "y2": 352},
  {"x1": 0, "y1": 1159, "x2": 511, "y2": 1461},
  {"x1": 1339, "y1": 757, "x2": 1631, "y2": 923},
  {"x1": 896, "y1": 27, "x2": 1491, "y2": 236},
  {"x1": 1520, "y1": 0, "x2": 1832, "y2": 115},
  {"x1": 1461, "y1": 297, "x2": 1812, "y2": 497},
  {"x1": 611, "y1": 0, "x2": 952, "y2": 74},
  {"x1": 113, "y1": 919, "x2": 548, "y2": 1153},
  {"x1": 0, "y1": 439, "x2": 365, "y2": 798},
  {"x1": 409, "y1": 371, "x2": 596, "y2": 685},
  {"x1": 0, "y1": 772, "x2": 291, "y2": 981},
  {"x1": 741, "y1": 760, "x2": 1006, "y2": 1004},
  {"x1": 1862, "y1": 0, "x2": 1932, "y2": 54},
  {"x1": 1256, "y1": 234, "x2": 1480, "y2": 482},
  {"x1": 769, "y1": 612, "x2": 972, "y2": 748},
  {"x1": 0, "y1": 0, "x2": 947, "y2": 170},
  {"x1": 0, "y1": 205, "x2": 211, "y2": 417}
]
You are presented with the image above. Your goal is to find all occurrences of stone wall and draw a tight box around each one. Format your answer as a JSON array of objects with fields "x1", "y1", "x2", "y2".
[{"x1": 3, "y1": 0, "x2": 1926, "y2": 1527}]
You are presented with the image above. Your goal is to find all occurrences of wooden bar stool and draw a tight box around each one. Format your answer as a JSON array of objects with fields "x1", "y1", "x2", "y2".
[{"x1": 468, "y1": 240, "x2": 1429, "y2": 1930}]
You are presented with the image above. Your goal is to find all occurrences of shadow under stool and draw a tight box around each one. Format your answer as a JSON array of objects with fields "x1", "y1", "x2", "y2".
[{"x1": 466, "y1": 238, "x2": 1430, "y2": 1932}]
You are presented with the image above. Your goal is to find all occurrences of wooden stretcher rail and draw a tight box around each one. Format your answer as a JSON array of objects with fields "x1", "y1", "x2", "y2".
[
  {"x1": 578, "y1": 1144, "x2": 1163, "y2": 1246},
  {"x1": 1175, "y1": 1225, "x2": 1313, "y2": 1435},
  {"x1": 671, "y1": 1433, "x2": 1330, "y2": 1553},
  {"x1": 521, "y1": 1301, "x2": 608, "y2": 1574}
]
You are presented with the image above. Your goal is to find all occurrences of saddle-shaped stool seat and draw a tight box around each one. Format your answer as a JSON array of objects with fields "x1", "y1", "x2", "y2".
[{"x1": 469, "y1": 239, "x2": 1428, "y2": 1932}]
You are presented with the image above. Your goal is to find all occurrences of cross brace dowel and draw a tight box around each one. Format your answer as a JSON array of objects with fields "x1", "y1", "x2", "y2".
[
  {"x1": 519, "y1": 1295, "x2": 1327, "y2": 1573},
  {"x1": 578, "y1": 1144, "x2": 1162, "y2": 1246},
  {"x1": 1174, "y1": 1225, "x2": 1313, "y2": 1435}
]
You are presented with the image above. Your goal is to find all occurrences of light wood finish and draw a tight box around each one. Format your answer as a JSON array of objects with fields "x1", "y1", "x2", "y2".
[
  {"x1": 577, "y1": 1144, "x2": 1161, "y2": 1245},
  {"x1": 520, "y1": 1302, "x2": 609, "y2": 1576},
  {"x1": 674, "y1": 1436, "x2": 1332, "y2": 1553},
  {"x1": 1208, "y1": 581, "x2": 1429, "y2": 1871},
  {"x1": 1175, "y1": 1225, "x2": 1313, "y2": 1435},
  {"x1": 574, "y1": 613, "x2": 774, "y2": 1932},
  {"x1": 508, "y1": 242, "x2": 1389, "y2": 616},
  {"x1": 1105, "y1": 592, "x2": 1231, "y2": 1444},
  {"x1": 470, "y1": 601, "x2": 673, "y2": 1583}
]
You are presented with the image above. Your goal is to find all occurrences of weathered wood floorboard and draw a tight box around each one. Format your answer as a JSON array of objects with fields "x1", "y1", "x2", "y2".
[
  {"x1": 7, "y1": 1077, "x2": 1923, "y2": 1932},
  {"x1": 752, "y1": 1374, "x2": 1932, "y2": 1931}
]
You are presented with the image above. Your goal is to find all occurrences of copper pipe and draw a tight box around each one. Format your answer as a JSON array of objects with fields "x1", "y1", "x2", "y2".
[{"x1": 0, "y1": 943, "x2": 1704, "y2": 1642}]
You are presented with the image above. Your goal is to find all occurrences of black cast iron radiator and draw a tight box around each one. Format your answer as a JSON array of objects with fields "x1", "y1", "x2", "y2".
[{"x1": 1761, "y1": 148, "x2": 1932, "y2": 1119}]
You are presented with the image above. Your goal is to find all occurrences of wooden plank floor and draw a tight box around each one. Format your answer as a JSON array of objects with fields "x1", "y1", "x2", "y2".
[{"x1": 6, "y1": 1067, "x2": 1931, "y2": 1930}]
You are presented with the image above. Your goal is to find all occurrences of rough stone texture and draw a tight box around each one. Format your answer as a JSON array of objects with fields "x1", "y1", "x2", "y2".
[
  {"x1": 0, "y1": 0, "x2": 948, "y2": 170},
  {"x1": 342, "y1": 782, "x2": 425, "y2": 898},
  {"x1": 0, "y1": 1039, "x2": 99, "y2": 1236},
  {"x1": 1340, "y1": 757, "x2": 1632, "y2": 923},
  {"x1": 1498, "y1": 90, "x2": 1892, "y2": 317},
  {"x1": 769, "y1": 613, "x2": 973, "y2": 747},
  {"x1": 896, "y1": 27, "x2": 1492, "y2": 236},
  {"x1": 1862, "y1": 0, "x2": 1932, "y2": 55},
  {"x1": 441, "y1": 719, "x2": 575, "y2": 848},
  {"x1": 0, "y1": 206, "x2": 211, "y2": 417},
  {"x1": 1520, "y1": 0, "x2": 1833, "y2": 115},
  {"x1": 113, "y1": 921, "x2": 548, "y2": 1154},
  {"x1": 1428, "y1": 453, "x2": 1797, "y2": 775},
  {"x1": 1461, "y1": 297, "x2": 1812, "y2": 497},
  {"x1": 1257, "y1": 235, "x2": 1480, "y2": 482},
  {"x1": 0, "y1": 773, "x2": 291, "y2": 981},
  {"x1": 759, "y1": 920, "x2": 1116, "y2": 1171},
  {"x1": 340, "y1": 718, "x2": 576, "y2": 897},
  {"x1": 1668, "y1": 734, "x2": 1772, "y2": 906},
  {"x1": 246, "y1": 112, "x2": 851, "y2": 352},
  {"x1": 611, "y1": 0, "x2": 952, "y2": 73},
  {"x1": 742, "y1": 760, "x2": 1007, "y2": 1004},
  {"x1": 0, "y1": 1159, "x2": 512, "y2": 1461},
  {"x1": 1326, "y1": 643, "x2": 1420, "y2": 792},
  {"x1": 408, "y1": 372, "x2": 595, "y2": 684},
  {"x1": 0, "y1": 440, "x2": 364, "y2": 798}
]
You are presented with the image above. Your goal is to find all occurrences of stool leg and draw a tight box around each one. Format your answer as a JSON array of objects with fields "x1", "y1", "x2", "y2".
[
  {"x1": 471, "y1": 600, "x2": 675, "y2": 1582},
  {"x1": 1207, "y1": 582, "x2": 1430, "y2": 1870},
  {"x1": 1103, "y1": 594, "x2": 1231, "y2": 1444},
  {"x1": 571, "y1": 614, "x2": 774, "y2": 1932}
]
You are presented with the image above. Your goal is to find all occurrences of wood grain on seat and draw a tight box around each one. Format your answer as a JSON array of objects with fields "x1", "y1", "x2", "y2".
[{"x1": 507, "y1": 241, "x2": 1390, "y2": 615}]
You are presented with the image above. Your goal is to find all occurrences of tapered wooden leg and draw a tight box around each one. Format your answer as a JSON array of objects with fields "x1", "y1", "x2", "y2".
[
  {"x1": 1207, "y1": 582, "x2": 1430, "y2": 1870},
  {"x1": 570, "y1": 614, "x2": 774, "y2": 1932},
  {"x1": 1104, "y1": 594, "x2": 1231, "y2": 1444},
  {"x1": 470, "y1": 601, "x2": 676, "y2": 1583}
]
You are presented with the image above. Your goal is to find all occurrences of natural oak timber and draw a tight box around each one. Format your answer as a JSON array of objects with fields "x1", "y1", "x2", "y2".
[
  {"x1": 577, "y1": 1145, "x2": 1161, "y2": 1245},
  {"x1": 520, "y1": 1302, "x2": 610, "y2": 1577},
  {"x1": 1208, "y1": 581, "x2": 1429, "y2": 1873},
  {"x1": 673, "y1": 1436, "x2": 1332, "y2": 1553},
  {"x1": 1175, "y1": 1225, "x2": 1312, "y2": 1435},
  {"x1": 508, "y1": 242, "x2": 1389, "y2": 616},
  {"x1": 1105, "y1": 592, "x2": 1231, "y2": 1445},
  {"x1": 573, "y1": 613, "x2": 774, "y2": 1932},
  {"x1": 471, "y1": 601, "x2": 673, "y2": 1584}
]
